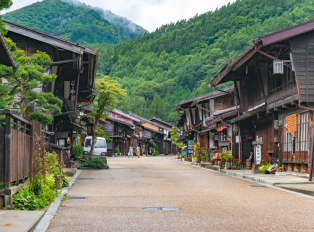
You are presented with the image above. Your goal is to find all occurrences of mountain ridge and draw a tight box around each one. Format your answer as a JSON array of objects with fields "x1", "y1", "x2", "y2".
[{"x1": 3, "y1": 0, "x2": 147, "y2": 45}]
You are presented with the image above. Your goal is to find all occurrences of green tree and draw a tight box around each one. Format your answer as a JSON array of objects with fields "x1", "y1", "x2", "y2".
[
  {"x1": 0, "y1": 0, "x2": 12, "y2": 32},
  {"x1": 147, "y1": 94, "x2": 166, "y2": 120},
  {"x1": 0, "y1": 37, "x2": 62, "y2": 124},
  {"x1": 87, "y1": 74, "x2": 126, "y2": 157}
]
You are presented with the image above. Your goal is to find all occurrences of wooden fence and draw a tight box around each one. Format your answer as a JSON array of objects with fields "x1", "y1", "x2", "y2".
[{"x1": 0, "y1": 109, "x2": 49, "y2": 191}]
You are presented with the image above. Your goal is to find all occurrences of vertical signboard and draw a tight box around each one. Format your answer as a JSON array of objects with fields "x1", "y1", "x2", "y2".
[{"x1": 256, "y1": 145, "x2": 261, "y2": 164}]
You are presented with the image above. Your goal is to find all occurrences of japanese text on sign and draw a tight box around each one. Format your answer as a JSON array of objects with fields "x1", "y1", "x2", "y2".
[{"x1": 256, "y1": 145, "x2": 261, "y2": 164}]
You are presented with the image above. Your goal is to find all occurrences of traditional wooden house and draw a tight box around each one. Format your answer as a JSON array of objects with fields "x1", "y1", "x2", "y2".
[
  {"x1": 174, "y1": 87, "x2": 237, "y2": 159},
  {"x1": 208, "y1": 19, "x2": 314, "y2": 179},
  {"x1": 150, "y1": 117, "x2": 178, "y2": 155},
  {"x1": 3, "y1": 20, "x2": 101, "y2": 148},
  {"x1": 129, "y1": 113, "x2": 169, "y2": 155},
  {"x1": 102, "y1": 109, "x2": 141, "y2": 156}
]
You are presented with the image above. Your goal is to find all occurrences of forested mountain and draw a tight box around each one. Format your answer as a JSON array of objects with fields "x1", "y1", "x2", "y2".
[
  {"x1": 3, "y1": 0, "x2": 147, "y2": 45},
  {"x1": 90, "y1": 0, "x2": 314, "y2": 122}
]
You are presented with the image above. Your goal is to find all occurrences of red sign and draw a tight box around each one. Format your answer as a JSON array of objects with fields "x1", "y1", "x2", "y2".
[{"x1": 216, "y1": 124, "x2": 227, "y2": 132}]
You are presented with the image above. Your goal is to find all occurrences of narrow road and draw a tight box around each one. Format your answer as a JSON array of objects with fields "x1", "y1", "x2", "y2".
[{"x1": 48, "y1": 156, "x2": 314, "y2": 232}]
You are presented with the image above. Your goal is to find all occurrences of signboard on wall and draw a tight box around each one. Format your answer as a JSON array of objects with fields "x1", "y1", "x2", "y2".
[
  {"x1": 188, "y1": 140, "x2": 195, "y2": 154},
  {"x1": 256, "y1": 145, "x2": 261, "y2": 165}
]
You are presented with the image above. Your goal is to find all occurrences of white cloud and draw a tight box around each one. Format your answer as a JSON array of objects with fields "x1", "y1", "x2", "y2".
[{"x1": 2, "y1": 0, "x2": 233, "y2": 31}]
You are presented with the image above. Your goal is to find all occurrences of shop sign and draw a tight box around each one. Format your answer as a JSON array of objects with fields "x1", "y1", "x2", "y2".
[
  {"x1": 188, "y1": 140, "x2": 195, "y2": 153},
  {"x1": 216, "y1": 124, "x2": 227, "y2": 132},
  {"x1": 256, "y1": 145, "x2": 261, "y2": 164}
]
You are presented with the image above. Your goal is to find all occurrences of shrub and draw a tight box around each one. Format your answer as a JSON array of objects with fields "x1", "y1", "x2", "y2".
[
  {"x1": 114, "y1": 147, "x2": 120, "y2": 153},
  {"x1": 222, "y1": 150, "x2": 233, "y2": 161},
  {"x1": 72, "y1": 144, "x2": 83, "y2": 160},
  {"x1": 45, "y1": 152, "x2": 62, "y2": 175},
  {"x1": 13, "y1": 188, "x2": 41, "y2": 211},
  {"x1": 62, "y1": 175, "x2": 69, "y2": 187},
  {"x1": 80, "y1": 157, "x2": 108, "y2": 169},
  {"x1": 149, "y1": 141, "x2": 156, "y2": 148},
  {"x1": 152, "y1": 148, "x2": 159, "y2": 156}
]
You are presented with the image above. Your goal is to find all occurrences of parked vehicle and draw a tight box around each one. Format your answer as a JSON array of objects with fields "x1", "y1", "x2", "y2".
[{"x1": 83, "y1": 136, "x2": 107, "y2": 159}]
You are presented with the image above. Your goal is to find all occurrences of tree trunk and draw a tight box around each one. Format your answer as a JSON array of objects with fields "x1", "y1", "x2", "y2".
[{"x1": 89, "y1": 116, "x2": 99, "y2": 157}]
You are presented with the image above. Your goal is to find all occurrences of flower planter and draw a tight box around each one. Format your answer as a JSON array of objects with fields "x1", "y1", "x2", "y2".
[
  {"x1": 231, "y1": 166, "x2": 239, "y2": 170},
  {"x1": 54, "y1": 175, "x2": 62, "y2": 189},
  {"x1": 188, "y1": 157, "x2": 192, "y2": 162},
  {"x1": 275, "y1": 172, "x2": 287, "y2": 176},
  {"x1": 225, "y1": 161, "x2": 232, "y2": 169}
]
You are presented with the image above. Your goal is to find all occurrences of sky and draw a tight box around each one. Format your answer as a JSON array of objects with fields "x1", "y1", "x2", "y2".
[{"x1": 2, "y1": 0, "x2": 233, "y2": 32}]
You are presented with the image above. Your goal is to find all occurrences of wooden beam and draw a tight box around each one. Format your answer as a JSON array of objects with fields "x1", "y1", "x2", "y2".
[
  {"x1": 291, "y1": 101, "x2": 297, "y2": 106},
  {"x1": 257, "y1": 113, "x2": 260, "y2": 119},
  {"x1": 282, "y1": 104, "x2": 294, "y2": 109},
  {"x1": 274, "y1": 107, "x2": 281, "y2": 111}
]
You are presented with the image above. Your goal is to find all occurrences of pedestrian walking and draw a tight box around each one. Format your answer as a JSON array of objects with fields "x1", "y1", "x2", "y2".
[
  {"x1": 137, "y1": 146, "x2": 141, "y2": 158},
  {"x1": 128, "y1": 146, "x2": 133, "y2": 158}
]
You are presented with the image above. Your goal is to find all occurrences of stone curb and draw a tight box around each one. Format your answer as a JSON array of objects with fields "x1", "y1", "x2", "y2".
[
  {"x1": 33, "y1": 170, "x2": 82, "y2": 232},
  {"x1": 173, "y1": 158, "x2": 314, "y2": 200}
]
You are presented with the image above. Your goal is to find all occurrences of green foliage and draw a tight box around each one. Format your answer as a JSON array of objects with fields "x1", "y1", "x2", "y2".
[
  {"x1": 201, "y1": 148, "x2": 209, "y2": 162},
  {"x1": 80, "y1": 157, "x2": 108, "y2": 169},
  {"x1": 71, "y1": 145, "x2": 83, "y2": 160},
  {"x1": 148, "y1": 141, "x2": 156, "y2": 148},
  {"x1": 0, "y1": 0, "x2": 12, "y2": 33},
  {"x1": 114, "y1": 147, "x2": 120, "y2": 153},
  {"x1": 62, "y1": 175, "x2": 69, "y2": 187},
  {"x1": 90, "y1": 0, "x2": 314, "y2": 121},
  {"x1": 3, "y1": 0, "x2": 146, "y2": 45},
  {"x1": 222, "y1": 150, "x2": 233, "y2": 161},
  {"x1": 169, "y1": 127, "x2": 184, "y2": 148},
  {"x1": 13, "y1": 174, "x2": 58, "y2": 210},
  {"x1": 259, "y1": 163, "x2": 272, "y2": 172},
  {"x1": 13, "y1": 188, "x2": 41, "y2": 211},
  {"x1": 88, "y1": 75, "x2": 125, "y2": 156},
  {"x1": 152, "y1": 148, "x2": 159, "y2": 156},
  {"x1": 0, "y1": 38, "x2": 62, "y2": 124},
  {"x1": 95, "y1": 126, "x2": 113, "y2": 141}
]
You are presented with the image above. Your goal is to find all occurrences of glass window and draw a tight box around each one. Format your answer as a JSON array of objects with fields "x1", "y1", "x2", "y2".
[
  {"x1": 95, "y1": 139, "x2": 106, "y2": 148},
  {"x1": 85, "y1": 139, "x2": 92, "y2": 147}
]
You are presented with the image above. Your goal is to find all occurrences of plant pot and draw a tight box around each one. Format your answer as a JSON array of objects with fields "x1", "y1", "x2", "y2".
[
  {"x1": 225, "y1": 161, "x2": 232, "y2": 169},
  {"x1": 231, "y1": 166, "x2": 239, "y2": 170},
  {"x1": 54, "y1": 175, "x2": 62, "y2": 189},
  {"x1": 188, "y1": 157, "x2": 192, "y2": 162},
  {"x1": 246, "y1": 159, "x2": 252, "y2": 169},
  {"x1": 265, "y1": 171, "x2": 270, "y2": 174},
  {"x1": 177, "y1": 155, "x2": 181, "y2": 159}
]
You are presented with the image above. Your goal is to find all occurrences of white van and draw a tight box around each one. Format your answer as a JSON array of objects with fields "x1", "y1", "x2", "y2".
[{"x1": 83, "y1": 136, "x2": 107, "y2": 158}]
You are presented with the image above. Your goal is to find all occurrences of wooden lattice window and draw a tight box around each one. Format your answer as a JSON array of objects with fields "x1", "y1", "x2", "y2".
[
  {"x1": 284, "y1": 113, "x2": 310, "y2": 162},
  {"x1": 297, "y1": 113, "x2": 310, "y2": 162}
]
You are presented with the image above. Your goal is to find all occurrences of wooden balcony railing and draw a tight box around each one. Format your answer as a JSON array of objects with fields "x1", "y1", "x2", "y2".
[{"x1": 268, "y1": 80, "x2": 296, "y2": 96}]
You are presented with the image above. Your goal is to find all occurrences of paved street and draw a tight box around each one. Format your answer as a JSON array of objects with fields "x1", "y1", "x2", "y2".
[{"x1": 48, "y1": 156, "x2": 314, "y2": 232}]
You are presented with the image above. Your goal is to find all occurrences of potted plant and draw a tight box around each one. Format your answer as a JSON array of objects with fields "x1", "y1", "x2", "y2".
[
  {"x1": 201, "y1": 148, "x2": 209, "y2": 163},
  {"x1": 232, "y1": 158, "x2": 242, "y2": 169},
  {"x1": 258, "y1": 158, "x2": 271, "y2": 174},
  {"x1": 275, "y1": 165, "x2": 287, "y2": 175},
  {"x1": 71, "y1": 144, "x2": 83, "y2": 161},
  {"x1": 194, "y1": 144, "x2": 202, "y2": 163},
  {"x1": 181, "y1": 153, "x2": 185, "y2": 161},
  {"x1": 222, "y1": 150, "x2": 233, "y2": 169},
  {"x1": 114, "y1": 148, "x2": 120, "y2": 157}
]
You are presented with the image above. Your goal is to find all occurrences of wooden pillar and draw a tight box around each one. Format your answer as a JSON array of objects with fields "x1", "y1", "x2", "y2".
[{"x1": 4, "y1": 111, "x2": 11, "y2": 207}]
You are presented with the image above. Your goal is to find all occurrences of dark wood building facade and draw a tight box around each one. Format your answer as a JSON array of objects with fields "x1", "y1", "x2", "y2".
[{"x1": 208, "y1": 19, "x2": 314, "y2": 177}]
